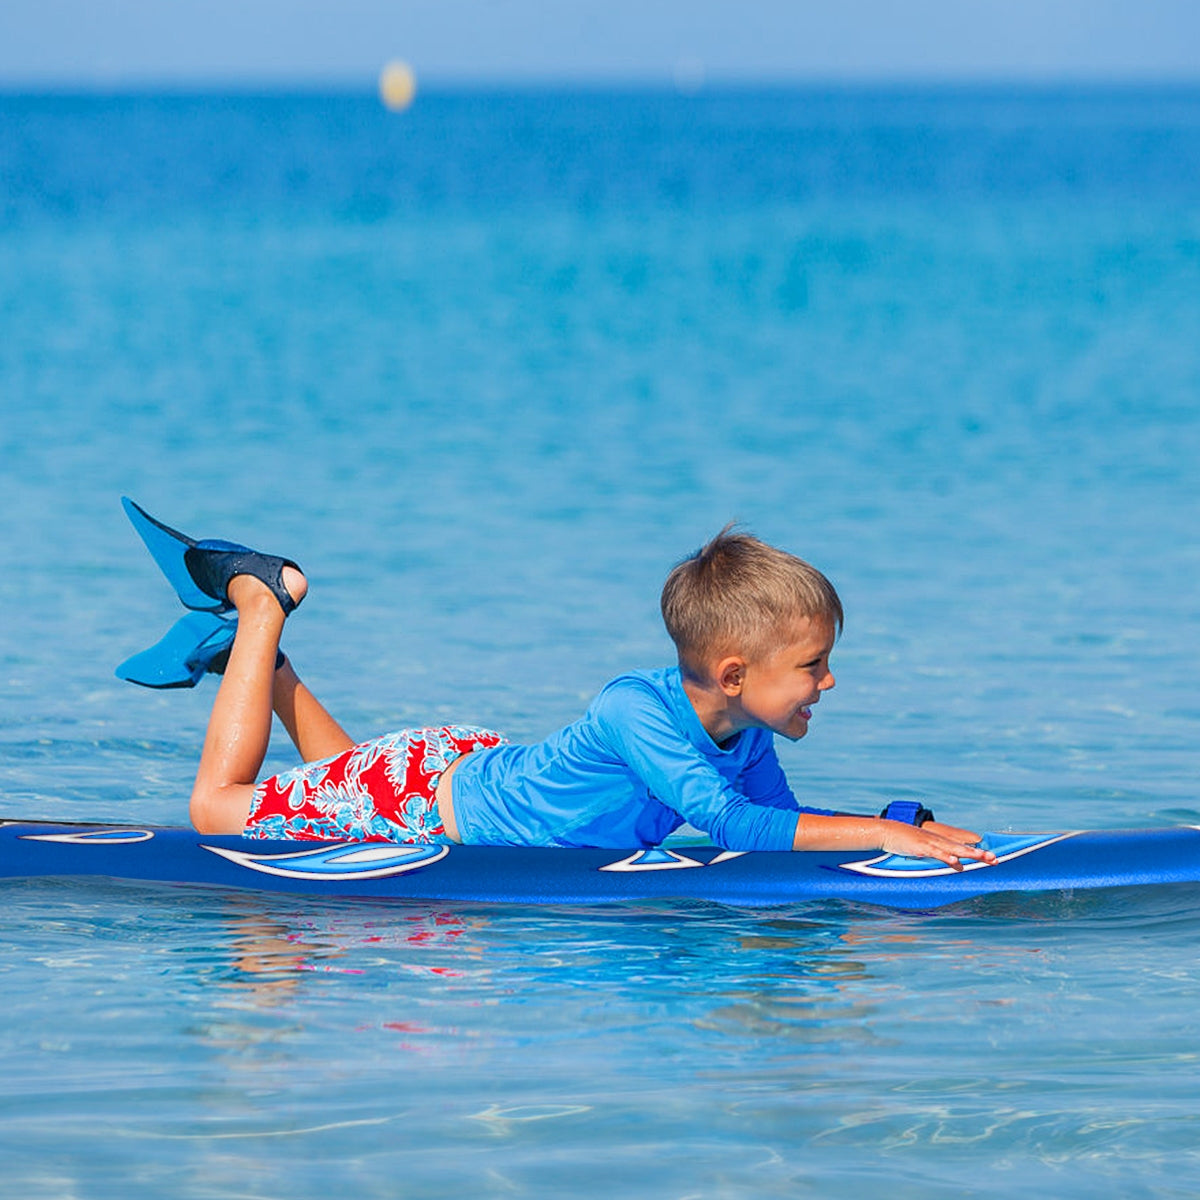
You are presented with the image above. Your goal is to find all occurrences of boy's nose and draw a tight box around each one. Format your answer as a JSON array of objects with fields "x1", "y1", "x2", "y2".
[{"x1": 820, "y1": 670, "x2": 835, "y2": 691}]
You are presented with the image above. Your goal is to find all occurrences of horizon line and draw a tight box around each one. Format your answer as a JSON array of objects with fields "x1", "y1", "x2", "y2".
[{"x1": 3, "y1": 70, "x2": 1199, "y2": 95}]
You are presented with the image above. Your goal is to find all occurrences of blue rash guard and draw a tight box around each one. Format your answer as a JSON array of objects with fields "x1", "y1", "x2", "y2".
[{"x1": 450, "y1": 667, "x2": 834, "y2": 851}]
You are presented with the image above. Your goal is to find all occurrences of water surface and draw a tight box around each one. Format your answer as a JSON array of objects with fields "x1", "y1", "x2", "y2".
[{"x1": 2, "y1": 86, "x2": 1199, "y2": 1196}]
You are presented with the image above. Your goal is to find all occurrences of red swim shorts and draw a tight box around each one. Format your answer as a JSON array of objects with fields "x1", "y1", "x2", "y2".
[{"x1": 244, "y1": 725, "x2": 507, "y2": 843}]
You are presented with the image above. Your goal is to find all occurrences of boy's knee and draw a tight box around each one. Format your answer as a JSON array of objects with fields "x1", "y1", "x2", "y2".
[
  {"x1": 189, "y1": 785, "x2": 251, "y2": 835},
  {"x1": 189, "y1": 789, "x2": 220, "y2": 834}
]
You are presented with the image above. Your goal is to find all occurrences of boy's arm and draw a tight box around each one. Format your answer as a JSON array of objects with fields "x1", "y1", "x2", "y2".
[
  {"x1": 739, "y1": 733, "x2": 994, "y2": 867},
  {"x1": 596, "y1": 681, "x2": 995, "y2": 864},
  {"x1": 737, "y1": 733, "x2": 834, "y2": 814},
  {"x1": 792, "y1": 813, "x2": 997, "y2": 869}
]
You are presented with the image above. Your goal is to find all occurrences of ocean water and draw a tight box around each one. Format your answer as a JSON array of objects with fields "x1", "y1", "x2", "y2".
[{"x1": 2, "y1": 86, "x2": 1200, "y2": 1196}]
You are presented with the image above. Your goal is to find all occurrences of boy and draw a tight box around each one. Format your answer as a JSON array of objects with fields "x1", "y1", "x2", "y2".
[{"x1": 128, "y1": 512, "x2": 994, "y2": 870}]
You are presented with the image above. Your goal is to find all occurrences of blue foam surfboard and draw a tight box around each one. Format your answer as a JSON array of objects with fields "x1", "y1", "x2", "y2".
[{"x1": 3, "y1": 820, "x2": 1200, "y2": 908}]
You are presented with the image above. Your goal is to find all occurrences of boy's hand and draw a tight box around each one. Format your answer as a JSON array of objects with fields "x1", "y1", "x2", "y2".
[
  {"x1": 878, "y1": 820, "x2": 998, "y2": 871},
  {"x1": 923, "y1": 819, "x2": 985, "y2": 844}
]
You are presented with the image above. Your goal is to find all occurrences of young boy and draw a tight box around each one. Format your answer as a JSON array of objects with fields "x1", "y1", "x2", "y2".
[{"x1": 136, "y1": 517, "x2": 993, "y2": 869}]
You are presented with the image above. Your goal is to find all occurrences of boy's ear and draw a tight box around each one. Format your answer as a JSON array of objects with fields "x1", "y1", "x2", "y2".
[{"x1": 715, "y1": 656, "x2": 747, "y2": 696}]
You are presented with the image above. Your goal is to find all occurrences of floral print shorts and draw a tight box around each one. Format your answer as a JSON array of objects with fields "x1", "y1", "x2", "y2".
[{"x1": 244, "y1": 725, "x2": 507, "y2": 843}]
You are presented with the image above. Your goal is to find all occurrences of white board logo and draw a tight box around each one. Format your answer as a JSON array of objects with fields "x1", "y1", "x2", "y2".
[
  {"x1": 600, "y1": 847, "x2": 746, "y2": 872},
  {"x1": 20, "y1": 828, "x2": 156, "y2": 845},
  {"x1": 203, "y1": 841, "x2": 449, "y2": 881},
  {"x1": 838, "y1": 832, "x2": 1076, "y2": 879}
]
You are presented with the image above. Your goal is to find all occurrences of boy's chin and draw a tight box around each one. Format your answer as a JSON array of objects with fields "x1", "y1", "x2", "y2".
[{"x1": 777, "y1": 720, "x2": 810, "y2": 741}]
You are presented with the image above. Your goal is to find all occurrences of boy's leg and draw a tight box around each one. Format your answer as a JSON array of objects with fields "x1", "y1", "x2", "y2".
[
  {"x1": 189, "y1": 569, "x2": 307, "y2": 834},
  {"x1": 272, "y1": 659, "x2": 355, "y2": 763}
]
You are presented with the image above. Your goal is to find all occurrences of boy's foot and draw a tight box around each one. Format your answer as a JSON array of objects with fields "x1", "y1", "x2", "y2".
[
  {"x1": 121, "y1": 498, "x2": 306, "y2": 616},
  {"x1": 227, "y1": 565, "x2": 307, "y2": 615},
  {"x1": 185, "y1": 544, "x2": 306, "y2": 615}
]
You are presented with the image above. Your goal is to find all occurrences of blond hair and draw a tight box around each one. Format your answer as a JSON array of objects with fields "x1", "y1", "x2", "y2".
[{"x1": 661, "y1": 526, "x2": 843, "y2": 679}]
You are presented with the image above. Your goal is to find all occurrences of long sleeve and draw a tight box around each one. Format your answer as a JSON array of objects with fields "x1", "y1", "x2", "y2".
[
  {"x1": 737, "y1": 736, "x2": 836, "y2": 817},
  {"x1": 590, "y1": 681, "x2": 801, "y2": 852}
]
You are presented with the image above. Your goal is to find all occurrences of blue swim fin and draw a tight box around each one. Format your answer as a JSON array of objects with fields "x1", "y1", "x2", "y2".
[
  {"x1": 121, "y1": 496, "x2": 301, "y2": 615},
  {"x1": 115, "y1": 611, "x2": 237, "y2": 689},
  {"x1": 122, "y1": 497, "x2": 228, "y2": 612}
]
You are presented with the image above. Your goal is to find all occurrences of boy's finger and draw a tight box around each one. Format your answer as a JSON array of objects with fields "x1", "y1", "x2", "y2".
[
  {"x1": 934, "y1": 850, "x2": 966, "y2": 871},
  {"x1": 956, "y1": 842, "x2": 997, "y2": 864}
]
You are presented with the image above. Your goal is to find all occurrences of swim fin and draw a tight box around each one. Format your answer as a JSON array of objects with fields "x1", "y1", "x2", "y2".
[
  {"x1": 115, "y1": 611, "x2": 237, "y2": 689},
  {"x1": 121, "y1": 496, "x2": 301, "y2": 615},
  {"x1": 121, "y1": 497, "x2": 227, "y2": 612}
]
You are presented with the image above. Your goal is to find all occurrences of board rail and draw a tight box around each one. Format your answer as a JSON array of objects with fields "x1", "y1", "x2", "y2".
[{"x1": 5, "y1": 819, "x2": 1200, "y2": 908}]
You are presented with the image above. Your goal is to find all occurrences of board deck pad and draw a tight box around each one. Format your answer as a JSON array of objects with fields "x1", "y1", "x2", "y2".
[{"x1": 5, "y1": 820, "x2": 1200, "y2": 908}]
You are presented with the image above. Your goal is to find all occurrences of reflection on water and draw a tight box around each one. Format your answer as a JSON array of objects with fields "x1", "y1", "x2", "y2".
[{"x1": 215, "y1": 903, "x2": 485, "y2": 1000}]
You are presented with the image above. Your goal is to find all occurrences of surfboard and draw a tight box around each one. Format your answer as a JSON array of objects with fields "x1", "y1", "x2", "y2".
[{"x1": 4, "y1": 819, "x2": 1200, "y2": 908}]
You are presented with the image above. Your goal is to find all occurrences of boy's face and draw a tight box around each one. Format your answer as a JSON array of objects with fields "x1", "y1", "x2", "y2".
[{"x1": 734, "y1": 617, "x2": 837, "y2": 741}]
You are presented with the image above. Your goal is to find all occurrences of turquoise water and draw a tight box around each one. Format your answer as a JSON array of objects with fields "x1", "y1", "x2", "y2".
[{"x1": 2, "y1": 87, "x2": 1200, "y2": 1195}]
